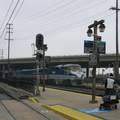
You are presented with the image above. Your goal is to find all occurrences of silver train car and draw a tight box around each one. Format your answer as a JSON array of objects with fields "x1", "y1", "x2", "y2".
[{"x1": 13, "y1": 64, "x2": 85, "y2": 86}]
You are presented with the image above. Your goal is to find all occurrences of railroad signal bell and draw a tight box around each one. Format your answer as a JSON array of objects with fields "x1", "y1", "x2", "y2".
[{"x1": 36, "y1": 34, "x2": 44, "y2": 50}]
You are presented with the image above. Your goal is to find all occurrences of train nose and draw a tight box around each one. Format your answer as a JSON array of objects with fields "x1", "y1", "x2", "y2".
[{"x1": 75, "y1": 73, "x2": 84, "y2": 78}]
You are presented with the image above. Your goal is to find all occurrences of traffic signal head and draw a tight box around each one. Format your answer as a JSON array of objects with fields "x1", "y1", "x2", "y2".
[
  {"x1": 36, "y1": 52, "x2": 43, "y2": 61},
  {"x1": 36, "y1": 34, "x2": 44, "y2": 50}
]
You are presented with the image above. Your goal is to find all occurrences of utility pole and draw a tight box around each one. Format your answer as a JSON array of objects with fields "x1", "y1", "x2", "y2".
[
  {"x1": 110, "y1": 0, "x2": 120, "y2": 80},
  {"x1": 6, "y1": 23, "x2": 14, "y2": 80}
]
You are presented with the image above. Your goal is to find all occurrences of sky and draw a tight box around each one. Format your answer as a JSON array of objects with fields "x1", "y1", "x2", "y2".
[{"x1": 0, "y1": 0, "x2": 119, "y2": 59}]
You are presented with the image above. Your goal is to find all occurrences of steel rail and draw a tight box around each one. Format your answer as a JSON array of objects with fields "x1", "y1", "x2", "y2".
[
  {"x1": 0, "y1": 86, "x2": 55, "y2": 120},
  {"x1": 0, "y1": 101, "x2": 15, "y2": 120}
]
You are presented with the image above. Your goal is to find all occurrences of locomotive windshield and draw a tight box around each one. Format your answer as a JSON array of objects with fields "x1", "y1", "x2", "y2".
[
  {"x1": 57, "y1": 64, "x2": 82, "y2": 72},
  {"x1": 65, "y1": 66, "x2": 82, "y2": 72},
  {"x1": 69, "y1": 66, "x2": 81, "y2": 71}
]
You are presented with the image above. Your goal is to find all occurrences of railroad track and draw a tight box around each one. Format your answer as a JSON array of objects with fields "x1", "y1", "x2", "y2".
[
  {"x1": 0, "y1": 87, "x2": 55, "y2": 120},
  {"x1": 0, "y1": 101, "x2": 15, "y2": 120},
  {"x1": 46, "y1": 85, "x2": 120, "y2": 98},
  {"x1": 46, "y1": 85, "x2": 105, "y2": 95}
]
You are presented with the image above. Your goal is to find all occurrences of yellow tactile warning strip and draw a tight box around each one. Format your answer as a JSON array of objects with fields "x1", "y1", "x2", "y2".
[
  {"x1": 46, "y1": 87, "x2": 95, "y2": 97},
  {"x1": 28, "y1": 97, "x2": 40, "y2": 103},
  {"x1": 42, "y1": 104, "x2": 103, "y2": 120},
  {"x1": 28, "y1": 97, "x2": 103, "y2": 120}
]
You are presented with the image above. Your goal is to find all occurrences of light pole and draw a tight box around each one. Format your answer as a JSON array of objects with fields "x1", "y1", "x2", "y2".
[{"x1": 87, "y1": 20, "x2": 105, "y2": 103}]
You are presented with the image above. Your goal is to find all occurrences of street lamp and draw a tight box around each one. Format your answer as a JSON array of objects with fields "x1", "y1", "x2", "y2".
[
  {"x1": 87, "y1": 28, "x2": 93, "y2": 37},
  {"x1": 87, "y1": 20, "x2": 105, "y2": 103},
  {"x1": 87, "y1": 21, "x2": 106, "y2": 37},
  {"x1": 99, "y1": 23, "x2": 106, "y2": 32}
]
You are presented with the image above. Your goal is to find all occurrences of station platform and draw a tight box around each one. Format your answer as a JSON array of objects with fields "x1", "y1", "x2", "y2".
[
  {"x1": 0, "y1": 83, "x2": 120, "y2": 120},
  {"x1": 28, "y1": 87, "x2": 120, "y2": 120}
]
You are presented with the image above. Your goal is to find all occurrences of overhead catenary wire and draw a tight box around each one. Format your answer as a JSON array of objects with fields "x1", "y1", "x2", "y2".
[
  {"x1": 0, "y1": 32, "x2": 7, "y2": 46},
  {"x1": 0, "y1": 0, "x2": 25, "y2": 50},
  {"x1": 0, "y1": 0, "x2": 115, "y2": 56},
  {"x1": 14, "y1": 0, "x2": 77, "y2": 24},
  {"x1": 0, "y1": 0, "x2": 62, "y2": 47},
  {"x1": 14, "y1": 0, "x2": 109, "y2": 32},
  {"x1": 14, "y1": 0, "x2": 94, "y2": 28},
  {"x1": 12, "y1": 0, "x2": 111, "y2": 39},
  {"x1": 0, "y1": 0, "x2": 14, "y2": 31},
  {"x1": 0, "y1": 0, "x2": 71, "y2": 40},
  {"x1": 15, "y1": 9, "x2": 110, "y2": 32},
  {"x1": 45, "y1": 12, "x2": 115, "y2": 36},
  {"x1": 11, "y1": 0, "x2": 25, "y2": 23},
  {"x1": 13, "y1": 10, "x2": 115, "y2": 40},
  {"x1": 6, "y1": 0, "x2": 20, "y2": 25},
  {"x1": 0, "y1": 0, "x2": 20, "y2": 39},
  {"x1": 13, "y1": 0, "x2": 65, "y2": 23}
]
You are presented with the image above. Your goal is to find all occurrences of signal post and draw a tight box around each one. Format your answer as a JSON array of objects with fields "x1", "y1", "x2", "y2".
[
  {"x1": 36, "y1": 60, "x2": 40, "y2": 95},
  {"x1": 35, "y1": 34, "x2": 48, "y2": 96},
  {"x1": 42, "y1": 44, "x2": 48, "y2": 91},
  {"x1": 35, "y1": 34, "x2": 44, "y2": 96}
]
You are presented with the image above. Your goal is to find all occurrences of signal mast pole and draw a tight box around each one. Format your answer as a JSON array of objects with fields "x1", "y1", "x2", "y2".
[
  {"x1": 35, "y1": 34, "x2": 48, "y2": 94},
  {"x1": 35, "y1": 34, "x2": 44, "y2": 96},
  {"x1": 42, "y1": 44, "x2": 48, "y2": 91},
  {"x1": 36, "y1": 60, "x2": 40, "y2": 96}
]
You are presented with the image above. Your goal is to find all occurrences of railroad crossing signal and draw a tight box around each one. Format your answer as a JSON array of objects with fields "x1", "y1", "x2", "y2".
[{"x1": 36, "y1": 34, "x2": 44, "y2": 50}]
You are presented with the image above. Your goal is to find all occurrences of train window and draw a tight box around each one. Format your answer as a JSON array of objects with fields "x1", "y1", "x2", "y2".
[
  {"x1": 56, "y1": 64, "x2": 82, "y2": 72},
  {"x1": 68, "y1": 66, "x2": 82, "y2": 72}
]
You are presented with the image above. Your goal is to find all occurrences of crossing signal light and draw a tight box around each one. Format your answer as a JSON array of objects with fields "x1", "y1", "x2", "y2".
[
  {"x1": 36, "y1": 34, "x2": 44, "y2": 50},
  {"x1": 36, "y1": 52, "x2": 43, "y2": 60}
]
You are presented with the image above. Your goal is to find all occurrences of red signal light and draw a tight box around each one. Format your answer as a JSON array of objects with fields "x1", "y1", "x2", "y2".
[{"x1": 36, "y1": 34, "x2": 44, "y2": 50}]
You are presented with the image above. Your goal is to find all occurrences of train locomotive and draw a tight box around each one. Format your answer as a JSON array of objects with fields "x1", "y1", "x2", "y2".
[{"x1": 13, "y1": 64, "x2": 85, "y2": 86}]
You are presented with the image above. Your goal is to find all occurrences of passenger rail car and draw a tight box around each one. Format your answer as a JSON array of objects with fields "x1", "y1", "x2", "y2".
[{"x1": 13, "y1": 64, "x2": 85, "y2": 86}]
